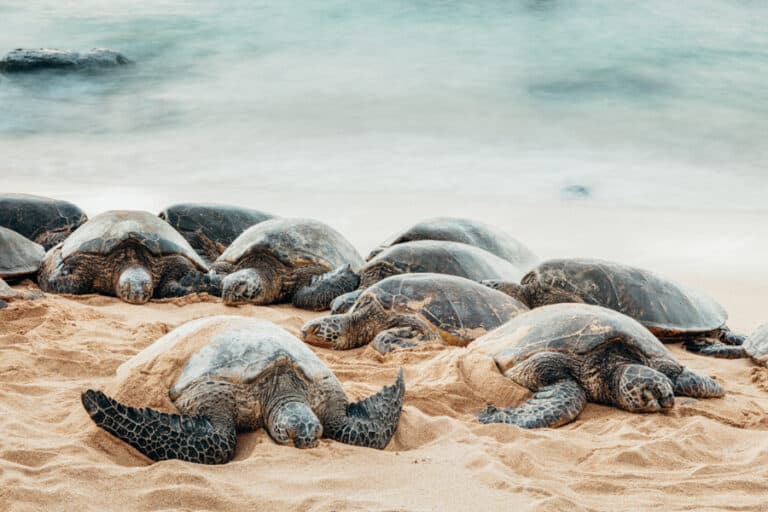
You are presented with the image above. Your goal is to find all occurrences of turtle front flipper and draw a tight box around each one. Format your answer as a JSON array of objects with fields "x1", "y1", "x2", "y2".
[
  {"x1": 717, "y1": 327, "x2": 746, "y2": 346},
  {"x1": 330, "y1": 290, "x2": 363, "y2": 314},
  {"x1": 324, "y1": 369, "x2": 405, "y2": 449},
  {"x1": 672, "y1": 368, "x2": 724, "y2": 398},
  {"x1": 682, "y1": 337, "x2": 746, "y2": 358},
  {"x1": 370, "y1": 315, "x2": 441, "y2": 354},
  {"x1": 477, "y1": 380, "x2": 587, "y2": 428},
  {"x1": 292, "y1": 264, "x2": 360, "y2": 311},
  {"x1": 81, "y1": 389, "x2": 237, "y2": 464}
]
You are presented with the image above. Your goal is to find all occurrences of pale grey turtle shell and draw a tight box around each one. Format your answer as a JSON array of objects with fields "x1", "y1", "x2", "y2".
[
  {"x1": 170, "y1": 317, "x2": 338, "y2": 400},
  {"x1": 0, "y1": 226, "x2": 45, "y2": 277},
  {"x1": 62, "y1": 210, "x2": 207, "y2": 270},
  {"x1": 745, "y1": 323, "x2": 768, "y2": 366},
  {"x1": 471, "y1": 303, "x2": 672, "y2": 377},
  {"x1": 218, "y1": 217, "x2": 363, "y2": 270}
]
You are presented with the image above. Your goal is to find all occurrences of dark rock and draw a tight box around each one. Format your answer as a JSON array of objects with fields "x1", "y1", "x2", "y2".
[
  {"x1": 561, "y1": 184, "x2": 591, "y2": 199},
  {"x1": 0, "y1": 48, "x2": 131, "y2": 73}
]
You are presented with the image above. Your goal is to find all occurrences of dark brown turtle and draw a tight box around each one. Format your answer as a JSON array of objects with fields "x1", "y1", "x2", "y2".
[
  {"x1": 210, "y1": 218, "x2": 363, "y2": 309},
  {"x1": 483, "y1": 258, "x2": 745, "y2": 358},
  {"x1": 298, "y1": 240, "x2": 532, "y2": 314},
  {"x1": 472, "y1": 303, "x2": 724, "y2": 428},
  {"x1": 301, "y1": 273, "x2": 528, "y2": 354},
  {"x1": 0, "y1": 226, "x2": 45, "y2": 308},
  {"x1": 366, "y1": 217, "x2": 538, "y2": 268},
  {"x1": 0, "y1": 193, "x2": 87, "y2": 250},
  {"x1": 38, "y1": 210, "x2": 211, "y2": 304},
  {"x1": 158, "y1": 203, "x2": 274, "y2": 263},
  {"x1": 82, "y1": 317, "x2": 404, "y2": 464}
]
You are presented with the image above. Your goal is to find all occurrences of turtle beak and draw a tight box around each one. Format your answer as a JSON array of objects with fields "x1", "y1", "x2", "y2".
[{"x1": 300, "y1": 320, "x2": 332, "y2": 348}]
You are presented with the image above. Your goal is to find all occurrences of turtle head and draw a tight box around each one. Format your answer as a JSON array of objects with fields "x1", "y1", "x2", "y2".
[
  {"x1": 115, "y1": 265, "x2": 153, "y2": 304},
  {"x1": 292, "y1": 264, "x2": 360, "y2": 311},
  {"x1": 267, "y1": 400, "x2": 322, "y2": 449},
  {"x1": 222, "y1": 268, "x2": 265, "y2": 305},
  {"x1": 614, "y1": 364, "x2": 675, "y2": 412},
  {"x1": 301, "y1": 315, "x2": 349, "y2": 349}
]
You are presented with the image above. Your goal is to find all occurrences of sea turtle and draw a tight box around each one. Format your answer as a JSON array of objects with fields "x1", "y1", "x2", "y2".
[
  {"x1": 301, "y1": 273, "x2": 529, "y2": 354},
  {"x1": 0, "y1": 226, "x2": 45, "y2": 308},
  {"x1": 472, "y1": 303, "x2": 725, "y2": 428},
  {"x1": 483, "y1": 258, "x2": 745, "y2": 358},
  {"x1": 0, "y1": 48, "x2": 131, "y2": 73},
  {"x1": 745, "y1": 324, "x2": 768, "y2": 367},
  {"x1": 366, "y1": 217, "x2": 538, "y2": 268},
  {"x1": 81, "y1": 316, "x2": 405, "y2": 464},
  {"x1": 0, "y1": 193, "x2": 87, "y2": 249},
  {"x1": 300, "y1": 240, "x2": 532, "y2": 314},
  {"x1": 159, "y1": 203, "x2": 274, "y2": 263},
  {"x1": 210, "y1": 218, "x2": 363, "y2": 309},
  {"x1": 38, "y1": 210, "x2": 211, "y2": 304}
]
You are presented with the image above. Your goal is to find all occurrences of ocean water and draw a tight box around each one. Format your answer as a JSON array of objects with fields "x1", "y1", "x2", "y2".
[{"x1": 0, "y1": 0, "x2": 766, "y2": 212}]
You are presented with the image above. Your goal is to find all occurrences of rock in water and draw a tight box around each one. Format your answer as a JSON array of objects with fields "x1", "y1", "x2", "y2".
[{"x1": 0, "y1": 48, "x2": 131, "y2": 73}]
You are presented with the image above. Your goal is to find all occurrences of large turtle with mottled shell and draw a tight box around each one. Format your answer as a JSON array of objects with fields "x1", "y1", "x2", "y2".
[
  {"x1": 483, "y1": 258, "x2": 745, "y2": 358},
  {"x1": 472, "y1": 303, "x2": 724, "y2": 428},
  {"x1": 304, "y1": 240, "x2": 532, "y2": 315},
  {"x1": 38, "y1": 210, "x2": 211, "y2": 304},
  {"x1": 367, "y1": 217, "x2": 538, "y2": 268},
  {"x1": 0, "y1": 226, "x2": 45, "y2": 308},
  {"x1": 302, "y1": 273, "x2": 528, "y2": 354},
  {"x1": 81, "y1": 316, "x2": 404, "y2": 464},
  {"x1": 159, "y1": 203, "x2": 274, "y2": 263},
  {"x1": 0, "y1": 193, "x2": 87, "y2": 250},
  {"x1": 210, "y1": 218, "x2": 363, "y2": 309}
]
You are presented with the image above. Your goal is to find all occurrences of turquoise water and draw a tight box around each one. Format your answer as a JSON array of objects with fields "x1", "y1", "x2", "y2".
[{"x1": 0, "y1": 0, "x2": 766, "y2": 210}]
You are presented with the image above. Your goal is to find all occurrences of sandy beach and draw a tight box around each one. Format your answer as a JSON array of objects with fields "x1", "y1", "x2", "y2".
[{"x1": 1, "y1": 202, "x2": 766, "y2": 512}]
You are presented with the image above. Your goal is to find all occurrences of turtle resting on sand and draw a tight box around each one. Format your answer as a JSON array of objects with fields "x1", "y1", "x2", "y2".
[
  {"x1": 81, "y1": 317, "x2": 405, "y2": 464},
  {"x1": 745, "y1": 324, "x2": 768, "y2": 367},
  {"x1": 0, "y1": 48, "x2": 131, "y2": 73},
  {"x1": 38, "y1": 210, "x2": 211, "y2": 304},
  {"x1": 210, "y1": 218, "x2": 363, "y2": 309},
  {"x1": 472, "y1": 303, "x2": 724, "y2": 428},
  {"x1": 0, "y1": 226, "x2": 45, "y2": 308},
  {"x1": 0, "y1": 193, "x2": 87, "y2": 250},
  {"x1": 301, "y1": 240, "x2": 531, "y2": 314},
  {"x1": 483, "y1": 258, "x2": 745, "y2": 358},
  {"x1": 366, "y1": 217, "x2": 538, "y2": 268},
  {"x1": 159, "y1": 203, "x2": 274, "y2": 263},
  {"x1": 301, "y1": 273, "x2": 528, "y2": 354}
]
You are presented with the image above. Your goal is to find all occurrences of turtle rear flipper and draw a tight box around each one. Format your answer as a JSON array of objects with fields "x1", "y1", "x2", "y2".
[
  {"x1": 81, "y1": 389, "x2": 236, "y2": 464},
  {"x1": 324, "y1": 369, "x2": 405, "y2": 449},
  {"x1": 673, "y1": 369, "x2": 724, "y2": 398},
  {"x1": 476, "y1": 380, "x2": 587, "y2": 429},
  {"x1": 682, "y1": 338, "x2": 746, "y2": 359}
]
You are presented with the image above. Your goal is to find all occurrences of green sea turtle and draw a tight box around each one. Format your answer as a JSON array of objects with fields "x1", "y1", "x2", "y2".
[
  {"x1": 367, "y1": 217, "x2": 538, "y2": 268},
  {"x1": 0, "y1": 226, "x2": 45, "y2": 308},
  {"x1": 0, "y1": 193, "x2": 87, "y2": 250},
  {"x1": 38, "y1": 210, "x2": 211, "y2": 304},
  {"x1": 301, "y1": 273, "x2": 529, "y2": 354},
  {"x1": 159, "y1": 203, "x2": 274, "y2": 263},
  {"x1": 472, "y1": 303, "x2": 724, "y2": 428},
  {"x1": 0, "y1": 48, "x2": 131, "y2": 73},
  {"x1": 300, "y1": 240, "x2": 531, "y2": 314},
  {"x1": 483, "y1": 258, "x2": 745, "y2": 358},
  {"x1": 745, "y1": 324, "x2": 768, "y2": 366},
  {"x1": 81, "y1": 316, "x2": 405, "y2": 464},
  {"x1": 210, "y1": 218, "x2": 363, "y2": 309}
]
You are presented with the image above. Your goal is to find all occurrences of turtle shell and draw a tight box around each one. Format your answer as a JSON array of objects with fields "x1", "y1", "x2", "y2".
[
  {"x1": 525, "y1": 259, "x2": 727, "y2": 334},
  {"x1": 61, "y1": 210, "x2": 207, "y2": 270},
  {"x1": 159, "y1": 203, "x2": 273, "y2": 252},
  {"x1": 0, "y1": 193, "x2": 87, "y2": 249},
  {"x1": 369, "y1": 217, "x2": 538, "y2": 268},
  {"x1": 359, "y1": 273, "x2": 528, "y2": 345},
  {"x1": 218, "y1": 218, "x2": 363, "y2": 270},
  {"x1": 471, "y1": 303, "x2": 671, "y2": 377},
  {"x1": 745, "y1": 323, "x2": 768, "y2": 366},
  {"x1": 0, "y1": 226, "x2": 45, "y2": 278},
  {"x1": 168, "y1": 317, "x2": 336, "y2": 400},
  {"x1": 366, "y1": 240, "x2": 529, "y2": 283}
]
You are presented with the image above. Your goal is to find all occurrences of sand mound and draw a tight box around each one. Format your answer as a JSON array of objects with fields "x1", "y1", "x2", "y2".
[{"x1": 2, "y1": 290, "x2": 768, "y2": 511}]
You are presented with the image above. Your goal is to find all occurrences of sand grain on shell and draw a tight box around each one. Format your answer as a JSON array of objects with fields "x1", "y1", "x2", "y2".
[{"x1": 1, "y1": 292, "x2": 768, "y2": 512}]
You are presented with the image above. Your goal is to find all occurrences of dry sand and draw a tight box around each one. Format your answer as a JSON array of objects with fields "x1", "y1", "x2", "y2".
[{"x1": 1, "y1": 202, "x2": 767, "y2": 511}]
